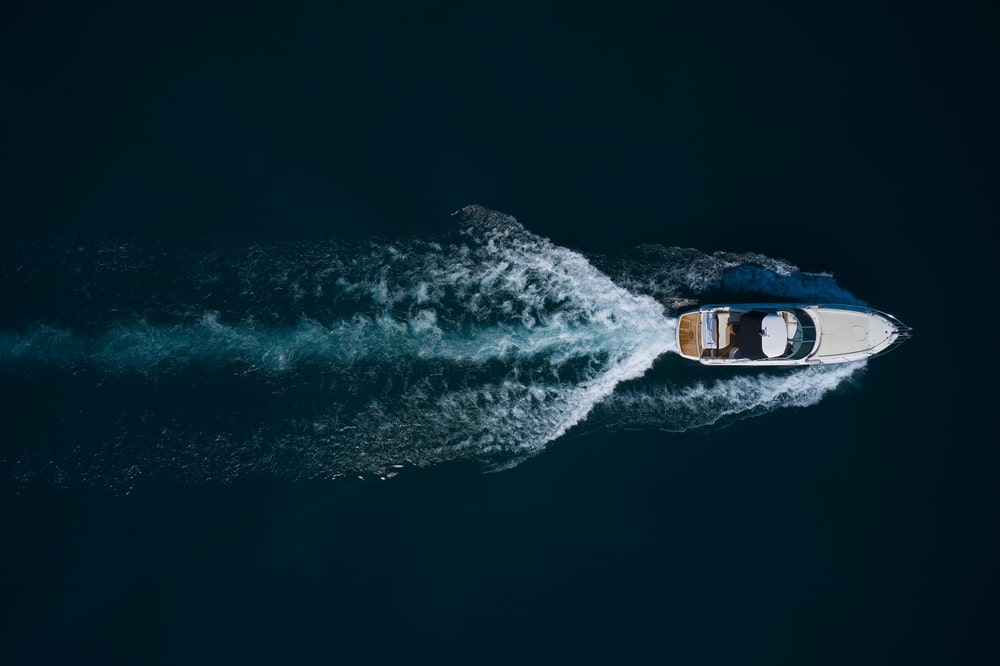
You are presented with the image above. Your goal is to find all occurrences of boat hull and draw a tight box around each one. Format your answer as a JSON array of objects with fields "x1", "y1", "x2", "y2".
[{"x1": 676, "y1": 304, "x2": 910, "y2": 366}]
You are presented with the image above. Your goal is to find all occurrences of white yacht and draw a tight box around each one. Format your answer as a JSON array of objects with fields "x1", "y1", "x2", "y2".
[{"x1": 676, "y1": 304, "x2": 911, "y2": 365}]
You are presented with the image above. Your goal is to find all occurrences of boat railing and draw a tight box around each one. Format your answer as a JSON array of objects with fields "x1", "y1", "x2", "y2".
[{"x1": 881, "y1": 314, "x2": 913, "y2": 356}]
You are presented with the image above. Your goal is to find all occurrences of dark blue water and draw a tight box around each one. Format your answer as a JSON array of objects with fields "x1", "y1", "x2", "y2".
[{"x1": 1, "y1": 1, "x2": 994, "y2": 664}]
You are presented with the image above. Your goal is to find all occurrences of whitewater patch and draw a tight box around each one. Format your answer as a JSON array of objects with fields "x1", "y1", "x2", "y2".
[
  {"x1": 594, "y1": 362, "x2": 866, "y2": 433},
  {"x1": 0, "y1": 206, "x2": 866, "y2": 489}
]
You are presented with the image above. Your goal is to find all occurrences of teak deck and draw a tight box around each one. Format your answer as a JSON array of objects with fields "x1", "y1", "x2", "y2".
[{"x1": 679, "y1": 312, "x2": 701, "y2": 357}]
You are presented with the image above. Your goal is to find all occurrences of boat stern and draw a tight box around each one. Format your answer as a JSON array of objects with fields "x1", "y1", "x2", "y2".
[{"x1": 677, "y1": 311, "x2": 704, "y2": 360}]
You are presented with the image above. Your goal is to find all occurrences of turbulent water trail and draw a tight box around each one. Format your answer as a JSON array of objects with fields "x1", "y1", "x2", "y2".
[
  {"x1": 0, "y1": 206, "x2": 864, "y2": 489},
  {"x1": 593, "y1": 362, "x2": 866, "y2": 433}
]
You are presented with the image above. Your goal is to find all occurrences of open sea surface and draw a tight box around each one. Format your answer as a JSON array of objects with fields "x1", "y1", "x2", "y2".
[{"x1": 1, "y1": 2, "x2": 994, "y2": 663}]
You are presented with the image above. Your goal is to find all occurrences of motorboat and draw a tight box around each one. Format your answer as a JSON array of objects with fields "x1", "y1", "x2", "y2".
[{"x1": 676, "y1": 304, "x2": 911, "y2": 365}]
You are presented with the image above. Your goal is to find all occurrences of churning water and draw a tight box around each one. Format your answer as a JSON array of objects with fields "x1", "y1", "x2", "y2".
[{"x1": 0, "y1": 206, "x2": 865, "y2": 489}]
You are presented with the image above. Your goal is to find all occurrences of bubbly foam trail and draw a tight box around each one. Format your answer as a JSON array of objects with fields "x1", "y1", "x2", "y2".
[
  {"x1": 0, "y1": 206, "x2": 866, "y2": 490},
  {"x1": 589, "y1": 245, "x2": 865, "y2": 309},
  {"x1": 0, "y1": 310, "x2": 659, "y2": 372},
  {"x1": 592, "y1": 362, "x2": 867, "y2": 433}
]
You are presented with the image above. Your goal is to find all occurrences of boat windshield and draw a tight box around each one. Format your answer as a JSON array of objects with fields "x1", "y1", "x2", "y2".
[
  {"x1": 785, "y1": 308, "x2": 817, "y2": 359},
  {"x1": 731, "y1": 308, "x2": 817, "y2": 361}
]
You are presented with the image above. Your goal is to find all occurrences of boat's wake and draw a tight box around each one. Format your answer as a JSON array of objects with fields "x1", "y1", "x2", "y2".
[{"x1": 0, "y1": 206, "x2": 865, "y2": 490}]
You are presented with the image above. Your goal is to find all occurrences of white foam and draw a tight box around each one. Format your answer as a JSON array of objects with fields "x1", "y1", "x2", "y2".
[
  {"x1": 599, "y1": 361, "x2": 867, "y2": 432},
  {"x1": 590, "y1": 245, "x2": 864, "y2": 309},
  {"x1": 0, "y1": 206, "x2": 869, "y2": 488}
]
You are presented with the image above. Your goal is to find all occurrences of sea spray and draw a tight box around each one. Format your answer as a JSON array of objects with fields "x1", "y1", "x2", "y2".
[
  {"x1": 0, "y1": 206, "x2": 864, "y2": 489},
  {"x1": 593, "y1": 362, "x2": 866, "y2": 434}
]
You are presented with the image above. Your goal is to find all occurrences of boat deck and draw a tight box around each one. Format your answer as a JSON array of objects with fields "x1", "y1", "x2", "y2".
[
  {"x1": 678, "y1": 311, "x2": 742, "y2": 360},
  {"x1": 678, "y1": 312, "x2": 701, "y2": 358},
  {"x1": 676, "y1": 304, "x2": 910, "y2": 365}
]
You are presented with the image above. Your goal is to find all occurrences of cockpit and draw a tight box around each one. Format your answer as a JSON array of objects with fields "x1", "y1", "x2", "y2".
[{"x1": 703, "y1": 308, "x2": 817, "y2": 360}]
